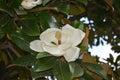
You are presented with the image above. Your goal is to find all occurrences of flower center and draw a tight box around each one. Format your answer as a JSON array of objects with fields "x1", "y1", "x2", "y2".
[{"x1": 55, "y1": 31, "x2": 62, "y2": 45}]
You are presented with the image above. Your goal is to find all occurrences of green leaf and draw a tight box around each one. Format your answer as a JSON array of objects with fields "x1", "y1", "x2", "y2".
[
  {"x1": 39, "y1": 11, "x2": 58, "y2": 31},
  {"x1": 84, "y1": 63, "x2": 107, "y2": 79},
  {"x1": 3, "y1": 19, "x2": 16, "y2": 33},
  {"x1": 0, "y1": 1, "x2": 19, "y2": 16},
  {"x1": 36, "y1": 52, "x2": 52, "y2": 59},
  {"x1": 13, "y1": 54, "x2": 36, "y2": 66},
  {"x1": 7, "y1": 0, "x2": 22, "y2": 8},
  {"x1": 42, "y1": 0, "x2": 51, "y2": 6},
  {"x1": 57, "y1": 2, "x2": 70, "y2": 14},
  {"x1": 20, "y1": 14, "x2": 40, "y2": 36},
  {"x1": 34, "y1": 56, "x2": 57, "y2": 72},
  {"x1": 53, "y1": 61, "x2": 71, "y2": 80},
  {"x1": 81, "y1": 72, "x2": 95, "y2": 80},
  {"x1": 9, "y1": 32, "x2": 34, "y2": 52},
  {"x1": 31, "y1": 69, "x2": 53, "y2": 78},
  {"x1": 0, "y1": 13, "x2": 11, "y2": 27},
  {"x1": 69, "y1": 62, "x2": 84, "y2": 78},
  {"x1": 71, "y1": 20, "x2": 84, "y2": 31}
]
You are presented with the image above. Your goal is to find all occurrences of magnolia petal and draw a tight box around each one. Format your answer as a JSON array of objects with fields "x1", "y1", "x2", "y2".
[
  {"x1": 59, "y1": 42, "x2": 71, "y2": 50},
  {"x1": 30, "y1": 40, "x2": 44, "y2": 52},
  {"x1": 43, "y1": 45, "x2": 65, "y2": 56},
  {"x1": 62, "y1": 24, "x2": 85, "y2": 46},
  {"x1": 33, "y1": 0, "x2": 42, "y2": 5},
  {"x1": 21, "y1": 0, "x2": 42, "y2": 9},
  {"x1": 40, "y1": 28, "x2": 61, "y2": 46},
  {"x1": 72, "y1": 29, "x2": 85, "y2": 46},
  {"x1": 21, "y1": 1, "x2": 36, "y2": 9},
  {"x1": 64, "y1": 47, "x2": 80, "y2": 62}
]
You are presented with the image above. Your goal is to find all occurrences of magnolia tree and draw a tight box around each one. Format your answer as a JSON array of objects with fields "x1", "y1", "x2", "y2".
[{"x1": 0, "y1": 0, "x2": 120, "y2": 80}]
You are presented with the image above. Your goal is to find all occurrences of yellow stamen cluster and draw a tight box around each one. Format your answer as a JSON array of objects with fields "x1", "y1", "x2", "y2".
[
  {"x1": 55, "y1": 31, "x2": 62, "y2": 40},
  {"x1": 55, "y1": 31, "x2": 62, "y2": 45}
]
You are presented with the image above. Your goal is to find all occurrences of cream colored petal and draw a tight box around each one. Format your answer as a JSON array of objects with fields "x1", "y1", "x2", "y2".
[
  {"x1": 64, "y1": 47, "x2": 80, "y2": 62},
  {"x1": 57, "y1": 30, "x2": 72, "y2": 50},
  {"x1": 21, "y1": 0, "x2": 42, "y2": 9},
  {"x1": 43, "y1": 45, "x2": 65, "y2": 56},
  {"x1": 33, "y1": 0, "x2": 42, "y2": 5},
  {"x1": 40, "y1": 28, "x2": 61, "y2": 46},
  {"x1": 62, "y1": 24, "x2": 85, "y2": 46},
  {"x1": 59, "y1": 42, "x2": 71, "y2": 50},
  {"x1": 21, "y1": 0, "x2": 37, "y2": 9},
  {"x1": 72, "y1": 29, "x2": 85, "y2": 46},
  {"x1": 30, "y1": 40, "x2": 44, "y2": 52}
]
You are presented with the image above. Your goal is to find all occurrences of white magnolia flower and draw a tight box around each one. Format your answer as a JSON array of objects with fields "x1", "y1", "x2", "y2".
[
  {"x1": 30, "y1": 24, "x2": 85, "y2": 62},
  {"x1": 21, "y1": 0, "x2": 42, "y2": 9}
]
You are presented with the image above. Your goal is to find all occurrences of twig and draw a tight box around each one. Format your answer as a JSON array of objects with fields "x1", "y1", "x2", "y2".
[
  {"x1": 0, "y1": 41, "x2": 21, "y2": 57},
  {"x1": 29, "y1": 7, "x2": 57, "y2": 12},
  {"x1": 7, "y1": 41, "x2": 22, "y2": 57}
]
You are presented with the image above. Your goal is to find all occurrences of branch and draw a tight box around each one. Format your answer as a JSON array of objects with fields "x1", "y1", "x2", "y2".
[
  {"x1": 8, "y1": 42, "x2": 21, "y2": 57},
  {"x1": 29, "y1": 7, "x2": 57, "y2": 12},
  {"x1": 0, "y1": 41, "x2": 21, "y2": 57}
]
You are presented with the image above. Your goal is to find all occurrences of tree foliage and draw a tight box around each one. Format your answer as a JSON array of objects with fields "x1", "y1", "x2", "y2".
[{"x1": 0, "y1": 0, "x2": 120, "y2": 80}]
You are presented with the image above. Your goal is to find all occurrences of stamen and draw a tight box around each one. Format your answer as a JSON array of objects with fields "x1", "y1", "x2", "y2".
[
  {"x1": 55, "y1": 31, "x2": 61, "y2": 40},
  {"x1": 55, "y1": 31, "x2": 62, "y2": 45}
]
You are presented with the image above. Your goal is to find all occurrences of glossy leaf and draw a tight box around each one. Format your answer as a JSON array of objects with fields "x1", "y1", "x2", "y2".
[
  {"x1": 3, "y1": 20, "x2": 16, "y2": 33},
  {"x1": 39, "y1": 11, "x2": 58, "y2": 31},
  {"x1": 53, "y1": 61, "x2": 71, "y2": 80},
  {"x1": 9, "y1": 0, "x2": 22, "y2": 8},
  {"x1": 57, "y1": 2, "x2": 70, "y2": 14},
  {"x1": 0, "y1": 0, "x2": 10, "y2": 12},
  {"x1": 31, "y1": 69, "x2": 53, "y2": 78},
  {"x1": 36, "y1": 52, "x2": 52, "y2": 59},
  {"x1": 34, "y1": 56, "x2": 57, "y2": 72},
  {"x1": 69, "y1": 62, "x2": 84, "y2": 78},
  {"x1": 71, "y1": 20, "x2": 84, "y2": 31},
  {"x1": 13, "y1": 54, "x2": 36, "y2": 65},
  {"x1": 9, "y1": 32, "x2": 33, "y2": 52},
  {"x1": 0, "y1": 13, "x2": 11, "y2": 27},
  {"x1": 20, "y1": 14, "x2": 40, "y2": 36},
  {"x1": 85, "y1": 63, "x2": 107, "y2": 79},
  {"x1": 81, "y1": 72, "x2": 95, "y2": 80}
]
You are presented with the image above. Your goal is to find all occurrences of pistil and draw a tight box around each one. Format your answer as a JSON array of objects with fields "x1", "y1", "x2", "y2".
[{"x1": 58, "y1": 40, "x2": 61, "y2": 45}]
